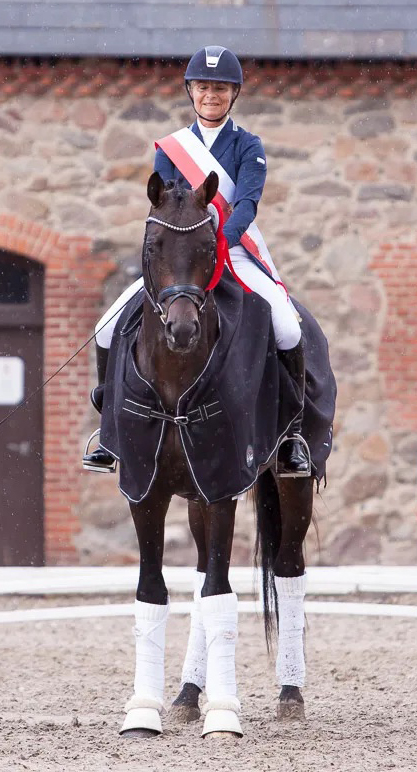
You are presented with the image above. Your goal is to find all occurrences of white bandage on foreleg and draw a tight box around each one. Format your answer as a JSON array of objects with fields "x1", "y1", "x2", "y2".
[
  {"x1": 133, "y1": 599, "x2": 169, "y2": 707},
  {"x1": 181, "y1": 571, "x2": 207, "y2": 690},
  {"x1": 201, "y1": 592, "x2": 239, "y2": 707},
  {"x1": 275, "y1": 574, "x2": 307, "y2": 688}
]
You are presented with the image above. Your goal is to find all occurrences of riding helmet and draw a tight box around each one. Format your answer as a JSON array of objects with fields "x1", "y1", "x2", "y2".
[{"x1": 185, "y1": 46, "x2": 243, "y2": 85}]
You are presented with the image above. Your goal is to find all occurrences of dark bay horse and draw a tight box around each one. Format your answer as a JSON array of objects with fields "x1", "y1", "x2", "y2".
[{"x1": 105, "y1": 171, "x2": 332, "y2": 738}]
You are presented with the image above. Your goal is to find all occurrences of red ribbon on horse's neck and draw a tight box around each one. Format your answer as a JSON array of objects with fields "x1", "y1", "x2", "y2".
[{"x1": 205, "y1": 200, "x2": 252, "y2": 293}]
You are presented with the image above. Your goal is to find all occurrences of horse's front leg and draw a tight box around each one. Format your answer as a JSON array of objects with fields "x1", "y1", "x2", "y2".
[
  {"x1": 171, "y1": 500, "x2": 208, "y2": 724},
  {"x1": 120, "y1": 489, "x2": 171, "y2": 738},
  {"x1": 199, "y1": 498, "x2": 242, "y2": 738},
  {"x1": 274, "y1": 475, "x2": 313, "y2": 722}
]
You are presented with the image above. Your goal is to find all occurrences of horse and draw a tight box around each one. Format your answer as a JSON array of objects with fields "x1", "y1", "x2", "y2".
[{"x1": 99, "y1": 170, "x2": 336, "y2": 739}]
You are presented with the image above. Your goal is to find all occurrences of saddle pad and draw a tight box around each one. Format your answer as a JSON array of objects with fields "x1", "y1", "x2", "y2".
[{"x1": 100, "y1": 272, "x2": 336, "y2": 503}]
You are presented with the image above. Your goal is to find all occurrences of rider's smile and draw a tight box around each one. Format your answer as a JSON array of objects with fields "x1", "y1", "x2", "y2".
[{"x1": 190, "y1": 80, "x2": 235, "y2": 127}]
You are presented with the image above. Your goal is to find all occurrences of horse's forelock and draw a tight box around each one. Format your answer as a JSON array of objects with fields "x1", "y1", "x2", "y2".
[{"x1": 164, "y1": 180, "x2": 192, "y2": 210}]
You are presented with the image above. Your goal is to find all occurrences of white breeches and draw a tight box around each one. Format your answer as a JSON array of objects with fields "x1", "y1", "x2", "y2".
[
  {"x1": 94, "y1": 248, "x2": 300, "y2": 351},
  {"x1": 228, "y1": 246, "x2": 301, "y2": 350},
  {"x1": 95, "y1": 276, "x2": 144, "y2": 348}
]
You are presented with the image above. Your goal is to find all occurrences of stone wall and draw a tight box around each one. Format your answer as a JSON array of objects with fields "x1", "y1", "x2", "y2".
[{"x1": 1, "y1": 60, "x2": 417, "y2": 565}]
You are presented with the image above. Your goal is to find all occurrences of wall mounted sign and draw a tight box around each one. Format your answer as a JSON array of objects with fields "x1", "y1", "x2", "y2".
[{"x1": 0, "y1": 356, "x2": 24, "y2": 405}]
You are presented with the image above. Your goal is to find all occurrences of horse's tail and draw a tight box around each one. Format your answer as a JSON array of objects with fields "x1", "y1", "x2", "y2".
[{"x1": 253, "y1": 468, "x2": 280, "y2": 653}]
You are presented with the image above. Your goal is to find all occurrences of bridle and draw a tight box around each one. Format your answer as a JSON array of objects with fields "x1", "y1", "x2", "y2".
[{"x1": 143, "y1": 213, "x2": 215, "y2": 326}]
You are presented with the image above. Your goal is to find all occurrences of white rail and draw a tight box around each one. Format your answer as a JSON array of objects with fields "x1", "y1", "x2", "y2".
[
  {"x1": 0, "y1": 565, "x2": 416, "y2": 596},
  {"x1": 1, "y1": 599, "x2": 417, "y2": 625}
]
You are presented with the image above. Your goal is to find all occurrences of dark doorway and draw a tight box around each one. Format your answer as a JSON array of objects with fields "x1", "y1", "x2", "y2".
[{"x1": 0, "y1": 251, "x2": 44, "y2": 565}]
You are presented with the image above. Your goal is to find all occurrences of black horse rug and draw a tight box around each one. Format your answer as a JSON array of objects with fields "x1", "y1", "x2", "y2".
[{"x1": 100, "y1": 272, "x2": 336, "y2": 504}]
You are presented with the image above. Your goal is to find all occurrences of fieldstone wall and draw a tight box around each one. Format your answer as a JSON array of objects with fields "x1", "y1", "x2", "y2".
[{"x1": 1, "y1": 60, "x2": 417, "y2": 565}]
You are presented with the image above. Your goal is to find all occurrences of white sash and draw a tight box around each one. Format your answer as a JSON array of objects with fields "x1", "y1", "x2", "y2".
[{"x1": 156, "y1": 127, "x2": 282, "y2": 282}]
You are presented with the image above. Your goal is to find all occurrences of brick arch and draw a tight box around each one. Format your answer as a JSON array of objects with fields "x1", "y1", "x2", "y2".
[
  {"x1": 0, "y1": 213, "x2": 115, "y2": 563},
  {"x1": 370, "y1": 239, "x2": 417, "y2": 431}
]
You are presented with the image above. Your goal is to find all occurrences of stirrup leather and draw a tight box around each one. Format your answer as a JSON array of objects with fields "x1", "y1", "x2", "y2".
[
  {"x1": 276, "y1": 433, "x2": 311, "y2": 478},
  {"x1": 82, "y1": 428, "x2": 117, "y2": 474}
]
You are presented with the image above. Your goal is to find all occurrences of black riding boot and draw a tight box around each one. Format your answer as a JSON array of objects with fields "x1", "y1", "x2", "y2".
[
  {"x1": 276, "y1": 339, "x2": 311, "y2": 477},
  {"x1": 82, "y1": 344, "x2": 115, "y2": 472}
]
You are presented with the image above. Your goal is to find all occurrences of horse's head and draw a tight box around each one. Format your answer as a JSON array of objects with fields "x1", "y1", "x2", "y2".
[{"x1": 144, "y1": 171, "x2": 219, "y2": 353}]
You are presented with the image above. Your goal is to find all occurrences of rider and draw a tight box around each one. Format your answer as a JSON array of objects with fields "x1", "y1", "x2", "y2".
[{"x1": 83, "y1": 46, "x2": 309, "y2": 476}]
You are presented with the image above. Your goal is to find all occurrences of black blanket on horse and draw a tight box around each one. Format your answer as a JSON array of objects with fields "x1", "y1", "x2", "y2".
[{"x1": 100, "y1": 272, "x2": 336, "y2": 503}]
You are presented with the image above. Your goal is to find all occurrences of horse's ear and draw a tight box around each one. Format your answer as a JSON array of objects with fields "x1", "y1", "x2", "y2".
[
  {"x1": 147, "y1": 172, "x2": 165, "y2": 207},
  {"x1": 195, "y1": 171, "x2": 219, "y2": 207}
]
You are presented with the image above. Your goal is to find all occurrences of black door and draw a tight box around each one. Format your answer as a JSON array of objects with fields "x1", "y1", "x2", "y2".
[{"x1": 0, "y1": 252, "x2": 44, "y2": 565}]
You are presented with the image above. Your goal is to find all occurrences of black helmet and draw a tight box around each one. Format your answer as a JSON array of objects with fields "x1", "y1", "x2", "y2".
[{"x1": 185, "y1": 46, "x2": 243, "y2": 85}]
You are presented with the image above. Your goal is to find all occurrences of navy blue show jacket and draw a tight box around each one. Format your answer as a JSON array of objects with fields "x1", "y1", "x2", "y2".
[{"x1": 154, "y1": 118, "x2": 267, "y2": 250}]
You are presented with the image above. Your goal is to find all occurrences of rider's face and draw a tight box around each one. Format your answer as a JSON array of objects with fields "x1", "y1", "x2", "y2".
[{"x1": 190, "y1": 81, "x2": 235, "y2": 126}]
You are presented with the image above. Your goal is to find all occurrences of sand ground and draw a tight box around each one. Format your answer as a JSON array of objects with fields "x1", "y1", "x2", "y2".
[{"x1": 1, "y1": 602, "x2": 416, "y2": 772}]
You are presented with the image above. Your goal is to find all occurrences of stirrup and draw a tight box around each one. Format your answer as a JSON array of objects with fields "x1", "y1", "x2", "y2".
[
  {"x1": 276, "y1": 433, "x2": 311, "y2": 478},
  {"x1": 82, "y1": 429, "x2": 117, "y2": 474}
]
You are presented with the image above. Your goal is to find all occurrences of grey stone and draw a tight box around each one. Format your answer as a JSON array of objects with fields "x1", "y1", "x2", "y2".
[
  {"x1": 326, "y1": 525, "x2": 381, "y2": 565},
  {"x1": 120, "y1": 100, "x2": 170, "y2": 122},
  {"x1": 0, "y1": 135, "x2": 20, "y2": 157},
  {"x1": 102, "y1": 126, "x2": 147, "y2": 161},
  {"x1": 358, "y1": 184, "x2": 413, "y2": 202},
  {"x1": 343, "y1": 472, "x2": 388, "y2": 507},
  {"x1": 323, "y1": 235, "x2": 369, "y2": 281},
  {"x1": 393, "y1": 434, "x2": 417, "y2": 465},
  {"x1": 96, "y1": 192, "x2": 131, "y2": 207},
  {"x1": 350, "y1": 114, "x2": 395, "y2": 139},
  {"x1": 331, "y1": 347, "x2": 370, "y2": 375},
  {"x1": 290, "y1": 104, "x2": 334, "y2": 125},
  {"x1": 49, "y1": 168, "x2": 94, "y2": 190},
  {"x1": 4, "y1": 191, "x2": 49, "y2": 220},
  {"x1": 91, "y1": 238, "x2": 118, "y2": 254},
  {"x1": 301, "y1": 234, "x2": 322, "y2": 252},
  {"x1": 58, "y1": 200, "x2": 103, "y2": 230},
  {"x1": 0, "y1": 111, "x2": 18, "y2": 133},
  {"x1": 264, "y1": 144, "x2": 310, "y2": 161},
  {"x1": 62, "y1": 129, "x2": 97, "y2": 150},
  {"x1": 235, "y1": 99, "x2": 282, "y2": 117},
  {"x1": 394, "y1": 467, "x2": 417, "y2": 485},
  {"x1": 301, "y1": 181, "x2": 350, "y2": 197},
  {"x1": 344, "y1": 98, "x2": 391, "y2": 116}
]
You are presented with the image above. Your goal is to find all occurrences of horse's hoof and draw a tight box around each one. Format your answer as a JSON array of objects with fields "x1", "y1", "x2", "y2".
[
  {"x1": 202, "y1": 709, "x2": 243, "y2": 738},
  {"x1": 119, "y1": 707, "x2": 162, "y2": 736},
  {"x1": 277, "y1": 699, "x2": 306, "y2": 722},
  {"x1": 204, "y1": 731, "x2": 242, "y2": 740},
  {"x1": 169, "y1": 704, "x2": 201, "y2": 724},
  {"x1": 120, "y1": 728, "x2": 160, "y2": 739}
]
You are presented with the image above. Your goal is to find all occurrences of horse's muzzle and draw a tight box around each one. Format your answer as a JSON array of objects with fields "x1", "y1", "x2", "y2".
[{"x1": 166, "y1": 319, "x2": 201, "y2": 353}]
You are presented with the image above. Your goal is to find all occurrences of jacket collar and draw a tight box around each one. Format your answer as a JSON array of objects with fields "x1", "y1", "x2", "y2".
[{"x1": 191, "y1": 117, "x2": 239, "y2": 158}]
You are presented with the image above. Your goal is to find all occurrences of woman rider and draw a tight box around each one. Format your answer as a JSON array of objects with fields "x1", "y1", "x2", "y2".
[{"x1": 83, "y1": 46, "x2": 309, "y2": 476}]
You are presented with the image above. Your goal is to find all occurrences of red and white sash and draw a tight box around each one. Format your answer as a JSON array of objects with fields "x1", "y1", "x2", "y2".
[{"x1": 155, "y1": 128, "x2": 285, "y2": 286}]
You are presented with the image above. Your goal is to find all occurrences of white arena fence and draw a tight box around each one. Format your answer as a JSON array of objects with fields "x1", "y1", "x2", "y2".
[{"x1": 0, "y1": 566, "x2": 417, "y2": 624}]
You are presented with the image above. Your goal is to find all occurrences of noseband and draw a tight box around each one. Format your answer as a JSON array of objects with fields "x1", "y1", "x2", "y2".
[{"x1": 143, "y1": 213, "x2": 214, "y2": 325}]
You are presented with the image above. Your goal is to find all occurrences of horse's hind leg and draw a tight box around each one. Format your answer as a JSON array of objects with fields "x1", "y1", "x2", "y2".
[
  {"x1": 120, "y1": 489, "x2": 171, "y2": 738},
  {"x1": 170, "y1": 500, "x2": 208, "y2": 724},
  {"x1": 274, "y1": 475, "x2": 314, "y2": 722}
]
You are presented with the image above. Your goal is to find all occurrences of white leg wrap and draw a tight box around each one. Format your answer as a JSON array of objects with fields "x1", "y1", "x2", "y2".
[
  {"x1": 275, "y1": 574, "x2": 307, "y2": 688},
  {"x1": 180, "y1": 571, "x2": 207, "y2": 690},
  {"x1": 132, "y1": 599, "x2": 169, "y2": 708},
  {"x1": 201, "y1": 592, "x2": 239, "y2": 711}
]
